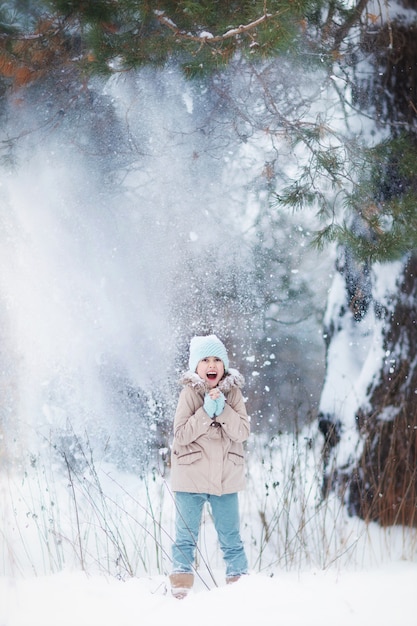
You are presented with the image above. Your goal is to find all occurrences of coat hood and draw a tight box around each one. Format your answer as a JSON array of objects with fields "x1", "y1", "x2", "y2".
[{"x1": 179, "y1": 367, "x2": 245, "y2": 394}]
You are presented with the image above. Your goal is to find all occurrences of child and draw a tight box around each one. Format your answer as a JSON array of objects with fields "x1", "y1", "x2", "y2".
[{"x1": 169, "y1": 334, "x2": 250, "y2": 598}]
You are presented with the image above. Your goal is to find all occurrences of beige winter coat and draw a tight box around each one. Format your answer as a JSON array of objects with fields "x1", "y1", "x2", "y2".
[{"x1": 170, "y1": 369, "x2": 250, "y2": 496}]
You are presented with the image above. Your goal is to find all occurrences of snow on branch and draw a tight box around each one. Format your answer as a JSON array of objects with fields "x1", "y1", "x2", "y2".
[
  {"x1": 332, "y1": 0, "x2": 370, "y2": 50},
  {"x1": 153, "y1": 9, "x2": 277, "y2": 44}
]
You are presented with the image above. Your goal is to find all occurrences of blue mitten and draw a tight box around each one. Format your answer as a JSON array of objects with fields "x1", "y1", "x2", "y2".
[
  {"x1": 214, "y1": 392, "x2": 225, "y2": 416},
  {"x1": 203, "y1": 394, "x2": 217, "y2": 418}
]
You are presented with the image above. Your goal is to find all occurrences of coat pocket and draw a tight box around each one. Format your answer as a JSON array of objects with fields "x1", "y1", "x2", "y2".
[
  {"x1": 227, "y1": 451, "x2": 244, "y2": 465},
  {"x1": 175, "y1": 449, "x2": 202, "y2": 465}
]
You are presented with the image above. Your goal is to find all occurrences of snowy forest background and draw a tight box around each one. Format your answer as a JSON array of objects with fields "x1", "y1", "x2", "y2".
[{"x1": 1, "y1": 0, "x2": 417, "y2": 582}]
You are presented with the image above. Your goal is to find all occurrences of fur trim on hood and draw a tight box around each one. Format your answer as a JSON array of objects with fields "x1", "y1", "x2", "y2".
[{"x1": 179, "y1": 367, "x2": 245, "y2": 394}]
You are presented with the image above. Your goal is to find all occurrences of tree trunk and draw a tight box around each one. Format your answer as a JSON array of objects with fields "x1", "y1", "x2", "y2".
[
  {"x1": 319, "y1": 252, "x2": 417, "y2": 526},
  {"x1": 318, "y1": 5, "x2": 417, "y2": 527}
]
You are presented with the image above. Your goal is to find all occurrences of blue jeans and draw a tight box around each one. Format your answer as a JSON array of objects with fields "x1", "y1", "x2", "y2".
[{"x1": 172, "y1": 492, "x2": 248, "y2": 577}]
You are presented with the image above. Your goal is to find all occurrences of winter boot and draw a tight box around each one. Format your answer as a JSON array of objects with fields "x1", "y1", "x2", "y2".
[
  {"x1": 226, "y1": 575, "x2": 241, "y2": 584},
  {"x1": 169, "y1": 572, "x2": 194, "y2": 599}
]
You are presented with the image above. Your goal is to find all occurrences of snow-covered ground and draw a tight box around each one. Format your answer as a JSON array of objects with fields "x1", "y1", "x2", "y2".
[
  {"x1": 2, "y1": 560, "x2": 416, "y2": 626},
  {"x1": 1, "y1": 432, "x2": 416, "y2": 626}
]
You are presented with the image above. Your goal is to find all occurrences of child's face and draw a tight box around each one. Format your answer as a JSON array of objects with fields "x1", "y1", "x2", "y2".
[{"x1": 196, "y1": 356, "x2": 225, "y2": 388}]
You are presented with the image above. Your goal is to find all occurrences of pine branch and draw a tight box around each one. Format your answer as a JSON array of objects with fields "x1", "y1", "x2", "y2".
[{"x1": 153, "y1": 9, "x2": 281, "y2": 44}]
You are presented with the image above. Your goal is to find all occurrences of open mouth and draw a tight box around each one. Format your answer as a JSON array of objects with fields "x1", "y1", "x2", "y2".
[{"x1": 207, "y1": 372, "x2": 218, "y2": 380}]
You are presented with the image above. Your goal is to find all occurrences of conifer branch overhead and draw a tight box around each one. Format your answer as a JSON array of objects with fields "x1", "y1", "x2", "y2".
[{"x1": 153, "y1": 9, "x2": 277, "y2": 43}]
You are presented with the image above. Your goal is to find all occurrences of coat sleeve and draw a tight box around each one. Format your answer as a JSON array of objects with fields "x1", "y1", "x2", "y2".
[
  {"x1": 173, "y1": 386, "x2": 212, "y2": 446},
  {"x1": 216, "y1": 387, "x2": 250, "y2": 443}
]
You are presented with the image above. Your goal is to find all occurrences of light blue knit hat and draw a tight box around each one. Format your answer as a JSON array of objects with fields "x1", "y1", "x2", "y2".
[{"x1": 188, "y1": 334, "x2": 229, "y2": 373}]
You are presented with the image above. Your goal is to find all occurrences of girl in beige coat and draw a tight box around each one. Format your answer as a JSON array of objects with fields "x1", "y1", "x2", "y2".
[{"x1": 169, "y1": 335, "x2": 250, "y2": 598}]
